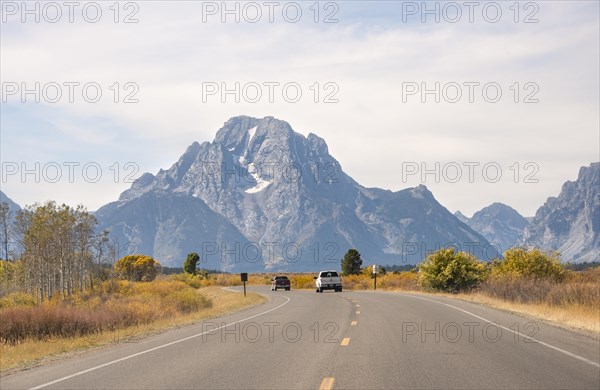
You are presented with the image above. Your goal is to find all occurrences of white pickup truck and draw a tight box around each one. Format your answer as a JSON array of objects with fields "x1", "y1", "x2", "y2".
[{"x1": 314, "y1": 270, "x2": 343, "y2": 293}]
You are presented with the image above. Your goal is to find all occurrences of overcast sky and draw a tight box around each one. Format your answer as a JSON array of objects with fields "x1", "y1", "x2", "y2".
[{"x1": 1, "y1": 1, "x2": 598, "y2": 217}]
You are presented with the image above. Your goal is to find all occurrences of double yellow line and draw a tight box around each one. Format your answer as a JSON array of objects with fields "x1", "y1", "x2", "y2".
[{"x1": 319, "y1": 297, "x2": 362, "y2": 389}]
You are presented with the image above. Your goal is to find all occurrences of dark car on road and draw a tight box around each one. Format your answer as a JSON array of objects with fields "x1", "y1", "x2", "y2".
[{"x1": 271, "y1": 276, "x2": 290, "y2": 291}]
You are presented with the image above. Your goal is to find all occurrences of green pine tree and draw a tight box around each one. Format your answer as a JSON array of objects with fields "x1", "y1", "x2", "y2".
[
  {"x1": 341, "y1": 249, "x2": 363, "y2": 275},
  {"x1": 183, "y1": 252, "x2": 200, "y2": 275}
]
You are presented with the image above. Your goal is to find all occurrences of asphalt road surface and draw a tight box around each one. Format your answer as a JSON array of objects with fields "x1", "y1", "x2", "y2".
[{"x1": 2, "y1": 286, "x2": 599, "y2": 389}]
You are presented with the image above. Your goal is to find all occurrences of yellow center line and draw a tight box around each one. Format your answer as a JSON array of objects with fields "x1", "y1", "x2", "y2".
[
  {"x1": 356, "y1": 304, "x2": 360, "y2": 307},
  {"x1": 319, "y1": 377, "x2": 335, "y2": 390},
  {"x1": 351, "y1": 320, "x2": 357, "y2": 326},
  {"x1": 356, "y1": 310, "x2": 360, "y2": 314},
  {"x1": 341, "y1": 337, "x2": 350, "y2": 346}
]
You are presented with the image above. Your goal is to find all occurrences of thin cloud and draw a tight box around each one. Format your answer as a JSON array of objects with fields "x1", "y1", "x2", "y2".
[{"x1": 1, "y1": 1, "x2": 598, "y2": 216}]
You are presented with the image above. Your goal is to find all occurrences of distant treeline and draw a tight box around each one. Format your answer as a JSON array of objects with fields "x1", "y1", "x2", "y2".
[
  {"x1": 383, "y1": 264, "x2": 417, "y2": 273},
  {"x1": 565, "y1": 261, "x2": 600, "y2": 271},
  {"x1": 161, "y1": 266, "x2": 224, "y2": 275}
]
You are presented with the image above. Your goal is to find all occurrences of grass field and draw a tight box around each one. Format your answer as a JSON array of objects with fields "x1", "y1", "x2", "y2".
[{"x1": 0, "y1": 284, "x2": 265, "y2": 373}]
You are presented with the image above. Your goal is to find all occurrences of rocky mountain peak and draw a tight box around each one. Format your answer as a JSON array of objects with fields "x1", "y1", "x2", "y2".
[
  {"x1": 213, "y1": 116, "x2": 295, "y2": 153},
  {"x1": 521, "y1": 162, "x2": 599, "y2": 262},
  {"x1": 97, "y1": 116, "x2": 494, "y2": 269},
  {"x1": 213, "y1": 116, "x2": 260, "y2": 147},
  {"x1": 472, "y1": 203, "x2": 528, "y2": 229},
  {"x1": 409, "y1": 184, "x2": 432, "y2": 199},
  {"x1": 456, "y1": 202, "x2": 528, "y2": 254}
]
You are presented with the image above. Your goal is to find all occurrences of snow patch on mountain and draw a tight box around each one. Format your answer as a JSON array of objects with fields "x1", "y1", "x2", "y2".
[
  {"x1": 245, "y1": 162, "x2": 271, "y2": 194},
  {"x1": 248, "y1": 126, "x2": 257, "y2": 141}
]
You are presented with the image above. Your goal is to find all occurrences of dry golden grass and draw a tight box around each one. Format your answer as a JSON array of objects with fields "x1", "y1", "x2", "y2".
[
  {"x1": 170, "y1": 273, "x2": 271, "y2": 287},
  {"x1": 1, "y1": 280, "x2": 214, "y2": 345},
  {"x1": 451, "y1": 291, "x2": 600, "y2": 335},
  {"x1": 455, "y1": 270, "x2": 600, "y2": 334},
  {"x1": 289, "y1": 274, "x2": 315, "y2": 289},
  {"x1": 0, "y1": 287, "x2": 265, "y2": 373},
  {"x1": 342, "y1": 273, "x2": 420, "y2": 291}
]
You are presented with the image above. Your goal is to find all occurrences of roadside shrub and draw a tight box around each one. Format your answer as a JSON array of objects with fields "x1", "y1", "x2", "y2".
[
  {"x1": 171, "y1": 273, "x2": 203, "y2": 289},
  {"x1": 0, "y1": 292, "x2": 36, "y2": 308},
  {"x1": 418, "y1": 248, "x2": 488, "y2": 293},
  {"x1": 492, "y1": 248, "x2": 566, "y2": 281}
]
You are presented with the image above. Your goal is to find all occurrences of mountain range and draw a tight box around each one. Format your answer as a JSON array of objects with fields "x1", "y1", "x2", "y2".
[
  {"x1": 520, "y1": 163, "x2": 599, "y2": 262},
  {"x1": 2, "y1": 116, "x2": 598, "y2": 269},
  {"x1": 455, "y1": 163, "x2": 599, "y2": 263},
  {"x1": 95, "y1": 116, "x2": 493, "y2": 271}
]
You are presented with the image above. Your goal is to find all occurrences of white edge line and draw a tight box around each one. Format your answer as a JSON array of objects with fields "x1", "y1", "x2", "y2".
[
  {"x1": 402, "y1": 293, "x2": 600, "y2": 368},
  {"x1": 30, "y1": 296, "x2": 291, "y2": 390}
]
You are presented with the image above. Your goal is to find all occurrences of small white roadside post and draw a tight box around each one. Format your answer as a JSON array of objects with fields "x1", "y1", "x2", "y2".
[{"x1": 372, "y1": 264, "x2": 378, "y2": 290}]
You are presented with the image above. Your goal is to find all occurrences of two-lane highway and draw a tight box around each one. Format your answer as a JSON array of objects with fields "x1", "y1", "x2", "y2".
[
  {"x1": 327, "y1": 291, "x2": 599, "y2": 389},
  {"x1": 1, "y1": 287, "x2": 598, "y2": 389}
]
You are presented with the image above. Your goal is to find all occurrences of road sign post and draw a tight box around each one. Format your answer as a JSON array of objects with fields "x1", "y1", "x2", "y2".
[
  {"x1": 240, "y1": 273, "x2": 248, "y2": 297},
  {"x1": 372, "y1": 264, "x2": 378, "y2": 290}
]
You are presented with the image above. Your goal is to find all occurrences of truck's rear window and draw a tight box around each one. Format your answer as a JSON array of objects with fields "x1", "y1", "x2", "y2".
[
  {"x1": 321, "y1": 272, "x2": 338, "y2": 277},
  {"x1": 275, "y1": 276, "x2": 288, "y2": 280}
]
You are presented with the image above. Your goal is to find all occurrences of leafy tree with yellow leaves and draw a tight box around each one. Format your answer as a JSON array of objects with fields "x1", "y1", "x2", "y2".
[{"x1": 115, "y1": 254, "x2": 161, "y2": 282}]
